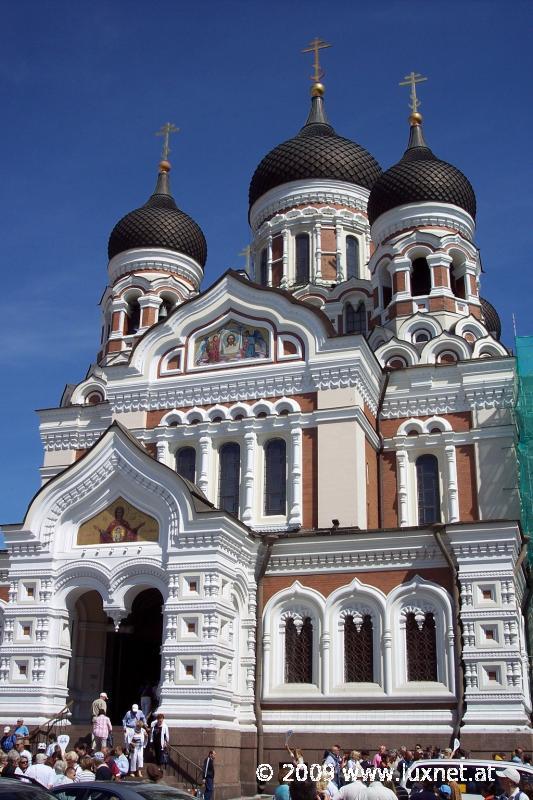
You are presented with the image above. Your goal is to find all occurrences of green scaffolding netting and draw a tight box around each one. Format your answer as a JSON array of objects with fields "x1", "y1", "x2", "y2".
[{"x1": 515, "y1": 336, "x2": 533, "y2": 563}]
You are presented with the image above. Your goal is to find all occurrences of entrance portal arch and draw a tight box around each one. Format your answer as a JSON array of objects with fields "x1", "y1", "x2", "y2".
[{"x1": 68, "y1": 588, "x2": 164, "y2": 724}]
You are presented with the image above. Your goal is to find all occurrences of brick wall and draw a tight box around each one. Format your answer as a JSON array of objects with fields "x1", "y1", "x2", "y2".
[
  {"x1": 381, "y1": 451, "x2": 398, "y2": 527},
  {"x1": 366, "y1": 439, "x2": 379, "y2": 529},
  {"x1": 302, "y1": 428, "x2": 318, "y2": 528},
  {"x1": 456, "y1": 443, "x2": 479, "y2": 520}
]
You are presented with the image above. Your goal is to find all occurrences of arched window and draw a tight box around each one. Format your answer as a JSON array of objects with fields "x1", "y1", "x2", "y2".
[
  {"x1": 411, "y1": 258, "x2": 431, "y2": 296},
  {"x1": 344, "y1": 615, "x2": 373, "y2": 682},
  {"x1": 126, "y1": 299, "x2": 141, "y2": 334},
  {"x1": 416, "y1": 454, "x2": 440, "y2": 524},
  {"x1": 295, "y1": 234, "x2": 310, "y2": 284},
  {"x1": 219, "y1": 442, "x2": 240, "y2": 515},
  {"x1": 386, "y1": 356, "x2": 407, "y2": 370},
  {"x1": 406, "y1": 611, "x2": 438, "y2": 681},
  {"x1": 345, "y1": 301, "x2": 366, "y2": 335},
  {"x1": 176, "y1": 447, "x2": 196, "y2": 483},
  {"x1": 259, "y1": 248, "x2": 268, "y2": 286},
  {"x1": 413, "y1": 329, "x2": 431, "y2": 344},
  {"x1": 346, "y1": 236, "x2": 359, "y2": 279},
  {"x1": 265, "y1": 439, "x2": 287, "y2": 515},
  {"x1": 285, "y1": 616, "x2": 313, "y2": 683},
  {"x1": 437, "y1": 351, "x2": 458, "y2": 365}
]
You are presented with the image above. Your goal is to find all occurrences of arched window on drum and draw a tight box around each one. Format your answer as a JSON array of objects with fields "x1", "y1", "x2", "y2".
[
  {"x1": 416, "y1": 454, "x2": 441, "y2": 524},
  {"x1": 264, "y1": 439, "x2": 287, "y2": 515},
  {"x1": 219, "y1": 442, "x2": 241, "y2": 516},
  {"x1": 346, "y1": 236, "x2": 359, "y2": 279}
]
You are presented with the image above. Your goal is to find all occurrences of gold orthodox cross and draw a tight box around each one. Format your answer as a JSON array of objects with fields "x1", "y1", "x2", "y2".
[
  {"x1": 399, "y1": 71, "x2": 428, "y2": 113},
  {"x1": 156, "y1": 122, "x2": 179, "y2": 161},
  {"x1": 302, "y1": 37, "x2": 332, "y2": 84}
]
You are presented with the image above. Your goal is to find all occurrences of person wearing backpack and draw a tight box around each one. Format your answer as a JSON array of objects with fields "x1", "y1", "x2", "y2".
[{"x1": 0, "y1": 727, "x2": 16, "y2": 754}]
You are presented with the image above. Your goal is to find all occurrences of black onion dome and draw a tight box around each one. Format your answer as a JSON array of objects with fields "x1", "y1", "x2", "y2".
[
  {"x1": 480, "y1": 297, "x2": 501, "y2": 340},
  {"x1": 368, "y1": 120, "x2": 476, "y2": 225},
  {"x1": 249, "y1": 92, "x2": 382, "y2": 209},
  {"x1": 108, "y1": 167, "x2": 207, "y2": 266}
]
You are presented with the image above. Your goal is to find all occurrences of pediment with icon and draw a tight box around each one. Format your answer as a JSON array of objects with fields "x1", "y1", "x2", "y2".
[
  {"x1": 77, "y1": 497, "x2": 159, "y2": 546},
  {"x1": 193, "y1": 320, "x2": 270, "y2": 369}
]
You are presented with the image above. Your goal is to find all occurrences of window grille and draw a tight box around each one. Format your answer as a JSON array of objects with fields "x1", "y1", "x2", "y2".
[
  {"x1": 406, "y1": 612, "x2": 438, "y2": 681},
  {"x1": 344, "y1": 615, "x2": 373, "y2": 682},
  {"x1": 416, "y1": 454, "x2": 441, "y2": 524},
  {"x1": 285, "y1": 617, "x2": 313, "y2": 683},
  {"x1": 176, "y1": 447, "x2": 196, "y2": 483},
  {"x1": 219, "y1": 442, "x2": 240, "y2": 515},
  {"x1": 265, "y1": 439, "x2": 287, "y2": 515}
]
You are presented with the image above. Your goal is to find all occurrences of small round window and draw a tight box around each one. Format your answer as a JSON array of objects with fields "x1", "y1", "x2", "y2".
[{"x1": 413, "y1": 329, "x2": 431, "y2": 344}]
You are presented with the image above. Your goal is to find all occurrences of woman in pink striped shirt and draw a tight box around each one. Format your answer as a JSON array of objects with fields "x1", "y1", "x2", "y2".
[{"x1": 92, "y1": 709, "x2": 113, "y2": 750}]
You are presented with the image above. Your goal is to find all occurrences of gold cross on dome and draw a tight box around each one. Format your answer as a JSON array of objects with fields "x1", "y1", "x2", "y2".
[
  {"x1": 156, "y1": 122, "x2": 179, "y2": 161},
  {"x1": 399, "y1": 71, "x2": 428, "y2": 113},
  {"x1": 302, "y1": 37, "x2": 332, "y2": 84}
]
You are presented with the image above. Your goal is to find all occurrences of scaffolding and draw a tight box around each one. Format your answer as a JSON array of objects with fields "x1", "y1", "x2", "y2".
[{"x1": 516, "y1": 336, "x2": 533, "y2": 563}]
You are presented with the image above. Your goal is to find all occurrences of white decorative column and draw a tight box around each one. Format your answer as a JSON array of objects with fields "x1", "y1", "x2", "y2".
[
  {"x1": 109, "y1": 299, "x2": 129, "y2": 338},
  {"x1": 288, "y1": 425, "x2": 303, "y2": 526},
  {"x1": 314, "y1": 222, "x2": 322, "y2": 281},
  {"x1": 320, "y1": 631, "x2": 330, "y2": 694},
  {"x1": 426, "y1": 253, "x2": 453, "y2": 296},
  {"x1": 198, "y1": 435, "x2": 210, "y2": 497},
  {"x1": 396, "y1": 448, "x2": 409, "y2": 527},
  {"x1": 335, "y1": 224, "x2": 344, "y2": 281},
  {"x1": 241, "y1": 429, "x2": 256, "y2": 525},
  {"x1": 267, "y1": 235, "x2": 273, "y2": 287},
  {"x1": 444, "y1": 444, "x2": 460, "y2": 522},
  {"x1": 281, "y1": 228, "x2": 289, "y2": 289},
  {"x1": 382, "y1": 627, "x2": 393, "y2": 694},
  {"x1": 391, "y1": 256, "x2": 412, "y2": 301},
  {"x1": 262, "y1": 632, "x2": 271, "y2": 697},
  {"x1": 137, "y1": 294, "x2": 162, "y2": 332},
  {"x1": 156, "y1": 440, "x2": 170, "y2": 468}
]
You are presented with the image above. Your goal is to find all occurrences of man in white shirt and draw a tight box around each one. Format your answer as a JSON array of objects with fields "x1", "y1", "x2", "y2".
[
  {"x1": 25, "y1": 753, "x2": 55, "y2": 789},
  {"x1": 15, "y1": 739, "x2": 32, "y2": 766},
  {"x1": 496, "y1": 767, "x2": 528, "y2": 800}
]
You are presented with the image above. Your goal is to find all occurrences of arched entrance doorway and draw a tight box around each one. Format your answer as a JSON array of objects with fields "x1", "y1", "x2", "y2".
[
  {"x1": 69, "y1": 588, "x2": 163, "y2": 724},
  {"x1": 104, "y1": 588, "x2": 163, "y2": 722}
]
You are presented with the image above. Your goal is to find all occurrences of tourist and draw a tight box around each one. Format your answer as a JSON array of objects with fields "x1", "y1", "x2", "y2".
[
  {"x1": 512, "y1": 749, "x2": 525, "y2": 765},
  {"x1": 286, "y1": 743, "x2": 305, "y2": 765},
  {"x1": 75, "y1": 742, "x2": 88, "y2": 761},
  {"x1": 0, "y1": 727, "x2": 16, "y2": 754},
  {"x1": 150, "y1": 712, "x2": 170, "y2": 767},
  {"x1": 335, "y1": 778, "x2": 368, "y2": 800},
  {"x1": 14, "y1": 719, "x2": 29, "y2": 737},
  {"x1": 93, "y1": 751, "x2": 113, "y2": 780},
  {"x1": 64, "y1": 751, "x2": 81, "y2": 779},
  {"x1": 367, "y1": 781, "x2": 398, "y2": 800},
  {"x1": 25, "y1": 752, "x2": 55, "y2": 789},
  {"x1": 129, "y1": 720, "x2": 147, "y2": 778},
  {"x1": 65, "y1": 766, "x2": 77, "y2": 781},
  {"x1": 324, "y1": 745, "x2": 343, "y2": 787},
  {"x1": 373, "y1": 746, "x2": 387, "y2": 767},
  {"x1": 345, "y1": 750, "x2": 362, "y2": 777},
  {"x1": 146, "y1": 764, "x2": 165, "y2": 783},
  {"x1": 79, "y1": 755, "x2": 96, "y2": 781},
  {"x1": 496, "y1": 767, "x2": 529, "y2": 800},
  {"x1": 317, "y1": 772, "x2": 340, "y2": 800},
  {"x1": 114, "y1": 745, "x2": 129, "y2": 777},
  {"x1": 123, "y1": 703, "x2": 146, "y2": 747},
  {"x1": 202, "y1": 749, "x2": 216, "y2": 800},
  {"x1": 15, "y1": 738, "x2": 32, "y2": 766},
  {"x1": 91, "y1": 692, "x2": 109, "y2": 720},
  {"x1": 275, "y1": 766, "x2": 292, "y2": 800},
  {"x1": 102, "y1": 747, "x2": 121, "y2": 779},
  {"x1": 52, "y1": 760, "x2": 72, "y2": 786},
  {"x1": 448, "y1": 781, "x2": 462, "y2": 800},
  {"x1": 290, "y1": 776, "x2": 319, "y2": 800},
  {"x1": 1, "y1": 750, "x2": 24, "y2": 777},
  {"x1": 46, "y1": 733, "x2": 58, "y2": 758},
  {"x1": 93, "y1": 707, "x2": 113, "y2": 749}
]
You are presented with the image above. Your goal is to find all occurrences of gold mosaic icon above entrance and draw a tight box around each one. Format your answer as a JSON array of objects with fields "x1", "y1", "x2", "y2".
[{"x1": 77, "y1": 497, "x2": 159, "y2": 546}]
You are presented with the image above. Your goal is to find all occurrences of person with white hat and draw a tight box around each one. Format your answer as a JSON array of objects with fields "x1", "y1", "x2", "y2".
[
  {"x1": 91, "y1": 691, "x2": 108, "y2": 721},
  {"x1": 0, "y1": 726, "x2": 16, "y2": 754},
  {"x1": 496, "y1": 767, "x2": 528, "y2": 800},
  {"x1": 122, "y1": 703, "x2": 146, "y2": 747}
]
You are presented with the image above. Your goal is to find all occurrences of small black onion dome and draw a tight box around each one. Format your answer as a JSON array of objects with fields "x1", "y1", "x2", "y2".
[
  {"x1": 249, "y1": 89, "x2": 382, "y2": 209},
  {"x1": 368, "y1": 115, "x2": 476, "y2": 225},
  {"x1": 480, "y1": 297, "x2": 501, "y2": 340},
  {"x1": 108, "y1": 163, "x2": 207, "y2": 266}
]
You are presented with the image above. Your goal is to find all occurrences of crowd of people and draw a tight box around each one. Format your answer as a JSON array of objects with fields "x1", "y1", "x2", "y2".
[{"x1": 276, "y1": 743, "x2": 533, "y2": 800}]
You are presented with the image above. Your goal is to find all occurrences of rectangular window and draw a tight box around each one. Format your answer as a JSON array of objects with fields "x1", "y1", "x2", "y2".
[
  {"x1": 482, "y1": 589, "x2": 493, "y2": 600},
  {"x1": 185, "y1": 665, "x2": 194, "y2": 676},
  {"x1": 187, "y1": 622, "x2": 196, "y2": 634}
]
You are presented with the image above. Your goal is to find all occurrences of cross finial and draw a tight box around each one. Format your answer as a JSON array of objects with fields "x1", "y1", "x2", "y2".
[
  {"x1": 156, "y1": 122, "x2": 179, "y2": 162},
  {"x1": 302, "y1": 37, "x2": 332, "y2": 85},
  {"x1": 399, "y1": 71, "x2": 428, "y2": 113}
]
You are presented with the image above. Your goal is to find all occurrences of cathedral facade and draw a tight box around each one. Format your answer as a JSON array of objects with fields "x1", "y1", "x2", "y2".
[{"x1": 0, "y1": 72, "x2": 531, "y2": 793}]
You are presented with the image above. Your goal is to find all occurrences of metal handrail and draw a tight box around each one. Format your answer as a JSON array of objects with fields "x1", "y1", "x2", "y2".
[
  {"x1": 29, "y1": 700, "x2": 73, "y2": 744},
  {"x1": 165, "y1": 741, "x2": 203, "y2": 790}
]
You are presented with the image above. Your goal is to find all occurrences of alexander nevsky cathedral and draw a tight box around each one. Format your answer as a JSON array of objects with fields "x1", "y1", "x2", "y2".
[{"x1": 0, "y1": 46, "x2": 531, "y2": 794}]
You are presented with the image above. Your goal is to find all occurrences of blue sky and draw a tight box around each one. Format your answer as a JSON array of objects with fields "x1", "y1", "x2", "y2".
[{"x1": 1, "y1": 0, "x2": 532, "y2": 522}]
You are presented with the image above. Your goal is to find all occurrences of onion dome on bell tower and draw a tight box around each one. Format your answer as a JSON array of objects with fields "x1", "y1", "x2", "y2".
[
  {"x1": 248, "y1": 39, "x2": 381, "y2": 297},
  {"x1": 99, "y1": 124, "x2": 207, "y2": 366}
]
